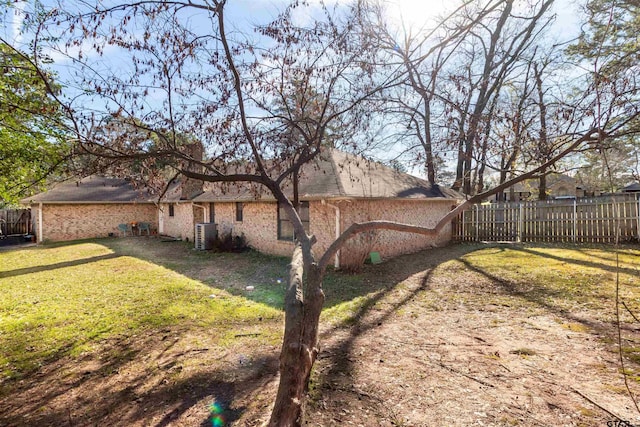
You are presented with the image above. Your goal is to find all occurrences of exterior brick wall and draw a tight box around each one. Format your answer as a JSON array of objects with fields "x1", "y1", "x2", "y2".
[
  {"x1": 195, "y1": 201, "x2": 334, "y2": 258},
  {"x1": 233, "y1": 201, "x2": 340, "y2": 258},
  {"x1": 332, "y1": 199, "x2": 454, "y2": 268},
  {"x1": 223, "y1": 201, "x2": 294, "y2": 257},
  {"x1": 161, "y1": 202, "x2": 198, "y2": 241},
  {"x1": 187, "y1": 199, "x2": 455, "y2": 266},
  {"x1": 36, "y1": 198, "x2": 455, "y2": 262},
  {"x1": 210, "y1": 202, "x2": 237, "y2": 239},
  {"x1": 39, "y1": 203, "x2": 157, "y2": 242}
]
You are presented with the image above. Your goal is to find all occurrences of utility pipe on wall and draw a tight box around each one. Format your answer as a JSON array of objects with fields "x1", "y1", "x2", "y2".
[
  {"x1": 38, "y1": 202, "x2": 43, "y2": 243},
  {"x1": 157, "y1": 203, "x2": 164, "y2": 235},
  {"x1": 192, "y1": 203, "x2": 207, "y2": 237}
]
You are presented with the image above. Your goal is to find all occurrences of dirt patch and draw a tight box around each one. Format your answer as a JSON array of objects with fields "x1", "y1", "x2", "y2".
[
  {"x1": 0, "y1": 326, "x2": 281, "y2": 426},
  {"x1": 1, "y1": 240, "x2": 639, "y2": 426},
  {"x1": 305, "y1": 245, "x2": 640, "y2": 427}
]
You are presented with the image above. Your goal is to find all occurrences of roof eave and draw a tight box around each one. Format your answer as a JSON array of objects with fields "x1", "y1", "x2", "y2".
[{"x1": 23, "y1": 200, "x2": 156, "y2": 205}]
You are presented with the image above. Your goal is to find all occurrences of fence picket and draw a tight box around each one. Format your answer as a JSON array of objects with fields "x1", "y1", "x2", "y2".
[
  {"x1": 455, "y1": 194, "x2": 640, "y2": 243},
  {"x1": 0, "y1": 209, "x2": 32, "y2": 236}
]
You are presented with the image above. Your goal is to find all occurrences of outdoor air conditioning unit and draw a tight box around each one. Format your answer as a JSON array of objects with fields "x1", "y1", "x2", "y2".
[{"x1": 195, "y1": 223, "x2": 217, "y2": 250}]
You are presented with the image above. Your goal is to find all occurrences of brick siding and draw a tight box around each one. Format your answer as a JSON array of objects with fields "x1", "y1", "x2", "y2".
[
  {"x1": 38, "y1": 203, "x2": 157, "y2": 242},
  {"x1": 38, "y1": 198, "x2": 455, "y2": 264},
  {"x1": 160, "y1": 202, "x2": 198, "y2": 241},
  {"x1": 210, "y1": 201, "x2": 295, "y2": 256},
  {"x1": 185, "y1": 199, "x2": 454, "y2": 264},
  {"x1": 336, "y1": 199, "x2": 454, "y2": 267}
]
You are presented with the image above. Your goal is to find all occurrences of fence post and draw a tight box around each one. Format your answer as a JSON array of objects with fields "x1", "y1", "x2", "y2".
[
  {"x1": 573, "y1": 199, "x2": 577, "y2": 243},
  {"x1": 636, "y1": 193, "x2": 640, "y2": 241},
  {"x1": 475, "y1": 204, "x2": 479, "y2": 242},
  {"x1": 518, "y1": 203, "x2": 523, "y2": 243}
]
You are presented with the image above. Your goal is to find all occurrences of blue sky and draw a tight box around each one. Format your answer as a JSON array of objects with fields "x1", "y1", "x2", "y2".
[
  {"x1": 2, "y1": 0, "x2": 585, "y2": 179},
  {"x1": 4, "y1": 0, "x2": 582, "y2": 44}
]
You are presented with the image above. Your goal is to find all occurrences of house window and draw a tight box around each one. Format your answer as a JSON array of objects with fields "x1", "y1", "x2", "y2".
[
  {"x1": 278, "y1": 201, "x2": 309, "y2": 241},
  {"x1": 209, "y1": 203, "x2": 215, "y2": 223},
  {"x1": 168, "y1": 203, "x2": 175, "y2": 217},
  {"x1": 236, "y1": 202, "x2": 244, "y2": 222}
]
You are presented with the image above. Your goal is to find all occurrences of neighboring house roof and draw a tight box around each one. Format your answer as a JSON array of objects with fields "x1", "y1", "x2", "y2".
[
  {"x1": 192, "y1": 149, "x2": 461, "y2": 203},
  {"x1": 499, "y1": 173, "x2": 577, "y2": 195},
  {"x1": 21, "y1": 176, "x2": 157, "y2": 204},
  {"x1": 621, "y1": 182, "x2": 640, "y2": 192}
]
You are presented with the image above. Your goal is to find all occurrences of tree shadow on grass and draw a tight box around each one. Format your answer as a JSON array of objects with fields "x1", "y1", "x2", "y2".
[
  {"x1": 305, "y1": 242, "x2": 640, "y2": 423},
  {"x1": 0, "y1": 253, "x2": 120, "y2": 278},
  {"x1": 458, "y1": 257, "x2": 610, "y2": 333},
  {"x1": 0, "y1": 328, "x2": 279, "y2": 427},
  {"x1": 97, "y1": 237, "x2": 446, "y2": 311},
  {"x1": 513, "y1": 245, "x2": 640, "y2": 277},
  {"x1": 457, "y1": 242, "x2": 640, "y2": 338},
  {"x1": 0, "y1": 238, "x2": 487, "y2": 426},
  {"x1": 306, "y1": 244, "x2": 484, "y2": 421},
  {"x1": 100, "y1": 238, "x2": 294, "y2": 310}
]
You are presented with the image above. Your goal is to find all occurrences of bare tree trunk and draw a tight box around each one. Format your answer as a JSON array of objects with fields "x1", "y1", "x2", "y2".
[
  {"x1": 453, "y1": 137, "x2": 465, "y2": 191},
  {"x1": 476, "y1": 93, "x2": 500, "y2": 194},
  {"x1": 534, "y1": 62, "x2": 549, "y2": 201},
  {"x1": 539, "y1": 169, "x2": 548, "y2": 200},
  {"x1": 424, "y1": 103, "x2": 436, "y2": 185},
  {"x1": 269, "y1": 244, "x2": 324, "y2": 426}
]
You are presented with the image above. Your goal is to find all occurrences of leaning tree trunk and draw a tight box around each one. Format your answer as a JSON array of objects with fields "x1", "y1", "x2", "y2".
[{"x1": 269, "y1": 244, "x2": 325, "y2": 426}]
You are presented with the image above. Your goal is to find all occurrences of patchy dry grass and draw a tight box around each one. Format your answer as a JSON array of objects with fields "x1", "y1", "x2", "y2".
[
  {"x1": 433, "y1": 244, "x2": 640, "y2": 318},
  {"x1": 2, "y1": 240, "x2": 640, "y2": 426},
  {"x1": 309, "y1": 243, "x2": 640, "y2": 427},
  {"x1": 0, "y1": 241, "x2": 283, "y2": 383}
]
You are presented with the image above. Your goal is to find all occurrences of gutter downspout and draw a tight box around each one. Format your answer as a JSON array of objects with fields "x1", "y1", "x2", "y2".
[
  {"x1": 38, "y1": 202, "x2": 43, "y2": 243},
  {"x1": 193, "y1": 203, "x2": 207, "y2": 238},
  {"x1": 323, "y1": 200, "x2": 340, "y2": 269},
  {"x1": 193, "y1": 203, "x2": 206, "y2": 214},
  {"x1": 157, "y1": 203, "x2": 164, "y2": 235}
]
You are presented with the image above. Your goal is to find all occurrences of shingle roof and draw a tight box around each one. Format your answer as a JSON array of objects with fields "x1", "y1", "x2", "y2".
[
  {"x1": 21, "y1": 176, "x2": 157, "y2": 204},
  {"x1": 500, "y1": 173, "x2": 577, "y2": 194},
  {"x1": 22, "y1": 150, "x2": 461, "y2": 205},
  {"x1": 193, "y1": 149, "x2": 461, "y2": 202},
  {"x1": 621, "y1": 182, "x2": 640, "y2": 192}
]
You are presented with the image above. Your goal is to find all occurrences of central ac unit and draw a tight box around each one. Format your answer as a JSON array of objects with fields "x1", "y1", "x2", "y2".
[{"x1": 195, "y1": 223, "x2": 217, "y2": 250}]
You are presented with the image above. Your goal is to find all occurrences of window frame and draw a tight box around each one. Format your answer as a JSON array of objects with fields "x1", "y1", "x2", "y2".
[
  {"x1": 168, "y1": 203, "x2": 175, "y2": 217},
  {"x1": 277, "y1": 201, "x2": 309, "y2": 241},
  {"x1": 209, "y1": 202, "x2": 215, "y2": 223},
  {"x1": 235, "y1": 202, "x2": 244, "y2": 222}
]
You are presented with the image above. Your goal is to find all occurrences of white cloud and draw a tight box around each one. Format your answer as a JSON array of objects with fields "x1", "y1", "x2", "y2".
[{"x1": 383, "y1": 0, "x2": 449, "y2": 32}]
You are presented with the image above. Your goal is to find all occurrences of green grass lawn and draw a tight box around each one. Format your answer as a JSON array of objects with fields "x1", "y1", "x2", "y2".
[
  {"x1": 1, "y1": 239, "x2": 639, "y2": 394},
  {"x1": 455, "y1": 245, "x2": 640, "y2": 314},
  {"x1": 0, "y1": 241, "x2": 284, "y2": 381},
  {"x1": 0, "y1": 238, "x2": 386, "y2": 386},
  {"x1": 1, "y1": 239, "x2": 640, "y2": 425}
]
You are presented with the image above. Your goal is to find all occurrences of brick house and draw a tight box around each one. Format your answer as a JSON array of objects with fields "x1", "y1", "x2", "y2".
[
  {"x1": 159, "y1": 149, "x2": 461, "y2": 267},
  {"x1": 21, "y1": 176, "x2": 158, "y2": 242},
  {"x1": 22, "y1": 150, "x2": 461, "y2": 267}
]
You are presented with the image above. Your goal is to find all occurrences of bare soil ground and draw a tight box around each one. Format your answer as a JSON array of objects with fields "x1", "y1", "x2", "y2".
[{"x1": 1, "y1": 240, "x2": 639, "y2": 426}]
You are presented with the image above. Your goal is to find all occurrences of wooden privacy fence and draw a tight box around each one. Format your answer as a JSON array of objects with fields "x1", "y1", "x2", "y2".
[
  {"x1": 453, "y1": 193, "x2": 640, "y2": 243},
  {"x1": 0, "y1": 209, "x2": 32, "y2": 236}
]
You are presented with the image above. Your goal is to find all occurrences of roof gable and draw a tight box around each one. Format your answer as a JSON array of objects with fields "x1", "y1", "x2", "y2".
[
  {"x1": 329, "y1": 150, "x2": 458, "y2": 199},
  {"x1": 194, "y1": 149, "x2": 461, "y2": 202}
]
